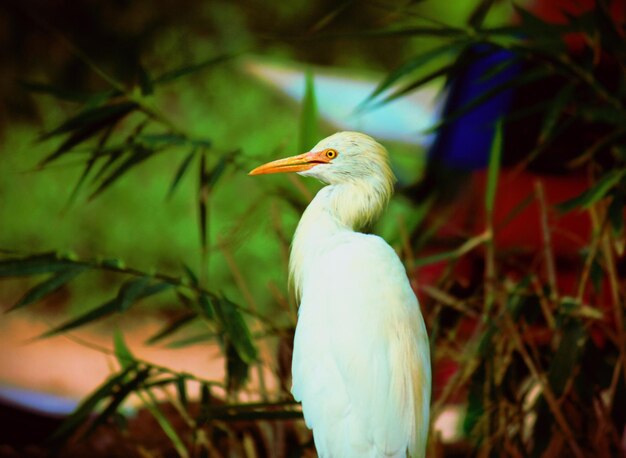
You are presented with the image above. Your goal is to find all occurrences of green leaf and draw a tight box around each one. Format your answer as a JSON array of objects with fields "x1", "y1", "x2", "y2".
[
  {"x1": 40, "y1": 277, "x2": 153, "y2": 337},
  {"x1": 137, "y1": 280, "x2": 172, "y2": 300},
  {"x1": 198, "y1": 151, "x2": 209, "y2": 252},
  {"x1": 89, "y1": 146, "x2": 153, "y2": 200},
  {"x1": 377, "y1": 64, "x2": 455, "y2": 108},
  {"x1": 176, "y1": 376, "x2": 188, "y2": 409},
  {"x1": 21, "y1": 81, "x2": 115, "y2": 103},
  {"x1": 166, "y1": 332, "x2": 214, "y2": 349},
  {"x1": 547, "y1": 320, "x2": 586, "y2": 396},
  {"x1": 426, "y1": 66, "x2": 551, "y2": 134},
  {"x1": 65, "y1": 126, "x2": 116, "y2": 207},
  {"x1": 115, "y1": 276, "x2": 152, "y2": 312},
  {"x1": 476, "y1": 54, "x2": 520, "y2": 83},
  {"x1": 226, "y1": 341, "x2": 249, "y2": 392},
  {"x1": 198, "y1": 293, "x2": 216, "y2": 320},
  {"x1": 138, "y1": 133, "x2": 191, "y2": 148},
  {"x1": 145, "y1": 312, "x2": 197, "y2": 345},
  {"x1": 40, "y1": 102, "x2": 137, "y2": 141},
  {"x1": 299, "y1": 69, "x2": 320, "y2": 152},
  {"x1": 90, "y1": 147, "x2": 126, "y2": 183},
  {"x1": 0, "y1": 252, "x2": 77, "y2": 277},
  {"x1": 141, "y1": 389, "x2": 189, "y2": 458},
  {"x1": 182, "y1": 263, "x2": 199, "y2": 287},
  {"x1": 608, "y1": 189, "x2": 625, "y2": 236},
  {"x1": 47, "y1": 364, "x2": 136, "y2": 446},
  {"x1": 40, "y1": 299, "x2": 120, "y2": 337},
  {"x1": 468, "y1": 0, "x2": 496, "y2": 29},
  {"x1": 321, "y1": 25, "x2": 467, "y2": 40},
  {"x1": 538, "y1": 83, "x2": 575, "y2": 143},
  {"x1": 114, "y1": 329, "x2": 136, "y2": 370},
  {"x1": 513, "y1": 5, "x2": 566, "y2": 52},
  {"x1": 214, "y1": 296, "x2": 257, "y2": 364},
  {"x1": 363, "y1": 42, "x2": 463, "y2": 108},
  {"x1": 137, "y1": 63, "x2": 154, "y2": 96},
  {"x1": 39, "y1": 103, "x2": 135, "y2": 167},
  {"x1": 84, "y1": 366, "x2": 152, "y2": 438},
  {"x1": 8, "y1": 266, "x2": 87, "y2": 312},
  {"x1": 463, "y1": 362, "x2": 486, "y2": 436},
  {"x1": 152, "y1": 53, "x2": 237, "y2": 85},
  {"x1": 556, "y1": 169, "x2": 626, "y2": 213},
  {"x1": 207, "y1": 151, "x2": 233, "y2": 189},
  {"x1": 485, "y1": 118, "x2": 503, "y2": 216},
  {"x1": 197, "y1": 382, "x2": 212, "y2": 425}
]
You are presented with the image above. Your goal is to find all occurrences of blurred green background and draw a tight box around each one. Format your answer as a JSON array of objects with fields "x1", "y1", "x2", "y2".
[{"x1": 0, "y1": 0, "x2": 511, "y2": 314}]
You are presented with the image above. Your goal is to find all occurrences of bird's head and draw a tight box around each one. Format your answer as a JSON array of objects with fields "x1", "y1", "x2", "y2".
[{"x1": 249, "y1": 131, "x2": 395, "y2": 190}]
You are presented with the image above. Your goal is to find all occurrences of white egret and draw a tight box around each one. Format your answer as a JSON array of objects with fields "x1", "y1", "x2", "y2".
[{"x1": 250, "y1": 132, "x2": 431, "y2": 458}]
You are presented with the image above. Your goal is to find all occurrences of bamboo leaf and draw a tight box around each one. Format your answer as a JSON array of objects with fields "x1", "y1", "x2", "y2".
[
  {"x1": 137, "y1": 63, "x2": 154, "y2": 96},
  {"x1": 412, "y1": 233, "x2": 488, "y2": 267},
  {"x1": 47, "y1": 365, "x2": 137, "y2": 446},
  {"x1": 176, "y1": 376, "x2": 188, "y2": 409},
  {"x1": 139, "y1": 133, "x2": 190, "y2": 147},
  {"x1": 137, "y1": 280, "x2": 173, "y2": 300},
  {"x1": 182, "y1": 263, "x2": 199, "y2": 287},
  {"x1": 21, "y1": 81, "x2": 116, "y2": 103},
  {"x1": 214, "y1": 296, "x2": 257, "y2": 364},
  {"x1": 90, "y1": 147, "x2": 126, "y2": 184},
  {"x1": 141, "y1": 389, "x2": 189, "y2": 458},
  {"x1": 556, "y1": 170, "x2": 626, "y2": 213},
  {"x1": 513, "y1": 5, "x2": 566, "y2": 51},
  {"x1": 226, "y1": 341, "x2": 249, "y2": 392},
  {"x1": 89, "y1": 146, "x2": 153, "y2": 200},
  {"x1": 463, "y1": 356, "x2": 486, "y2": 435},
  {"x1": 114, "y1": 329, "x2": 137, "y2": 370},
  {"x1": 166, "y1": 332, "x2": 214, "y2": 348},
  {"x1": 0, "y1": 252, "x2": 77, "y2": 277},
  {"x1": 198, "y1": 151, "x2": 209, "y2": 252},
  {"x1": 299, "y1": 69, "x2": 320, "y2": 152},
  {"x1": 538, "y1": 83, "x2": 575, "y2": 143},
  {"x1": 167, "y1": 150, "x2": 195, "y2": 199},
  {"x1": 198, "y1": 293, "x2": 216, "y2": 320},
  {"x1": 40, "y1": 298, "x2": 120, "y2": 337},
  {"x1": 40, "y1": 277, "x2": 153, "y2": 337},
  {"x1": 207, "y1": 151, "x2": 233, "y2": 190},
  {"x1": 40, "y1": 102, "x2": 137, "y2": 141},
  {"x1": 425, "y1": 66, "x2": 551, "y2": 134},
  {"x1": 66, "y1": 125, "x2": 116, "y2": 207},
  {"x1": 547, "y1": 320, "x2": 586, "y2": 396},
  {"x1": 145, "y1": 312, "x2": 197, "y2": 345},
  {"x1": 608, "y1": 189, "x2": 625, "y2": 237},
  {"x1": 468, "y1": 0, "x2": 496, "y2": 29},
  {"x1": 364, "y1": 42, "x2": 463, "y2": 107},
  {"x1": 377, "y1": 64, "x2": 455, "y2": 107},
  {"x1": 152, "y1": 53, "x2": 237, "y2": 85},
  {"x1": 476, "y1": 54, "x2": 520, "y2": 83},
  {"x1": 319, "y1": 25, "x2": 467, "y2": 40},
  {"x1": 8, "y1": 266, "x2": 87, "y2": 312},
  {"x1": 39, "y1": 105, "x2": 134, "y2": 167},
  {"x1": 84, "y1": 367, "x2": 152, "y2": 438},
  {"x1": 578, "y1": 105, "x2": 626, "y2": 125},
  {"x1": 115, "y1": 276, "x2": 152, "y2": 312},
  {"x1": 485, "y1": 118, "x2": 503, "y2": 216},
  {"x1": 197, "y1": 382, "x2": 212, "y2": 425}
]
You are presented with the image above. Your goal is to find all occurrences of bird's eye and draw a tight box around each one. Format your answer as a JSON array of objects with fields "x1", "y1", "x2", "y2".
[{"x1": 325, "y1": 149, "x2": 338, "y2": 159}]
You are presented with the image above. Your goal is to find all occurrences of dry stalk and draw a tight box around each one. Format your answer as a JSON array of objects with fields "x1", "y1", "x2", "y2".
[
  {"x1": 534, "y1": 180, "x2": 558, "y2": 303},
  {"x1": 503, "y1": 315, "x2": 584, "y2": 458}
]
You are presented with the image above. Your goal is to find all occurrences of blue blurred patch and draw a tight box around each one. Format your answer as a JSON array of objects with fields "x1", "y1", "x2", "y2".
[{"x1": 428, "y1": 46, "x2": 520, "y2": 170}]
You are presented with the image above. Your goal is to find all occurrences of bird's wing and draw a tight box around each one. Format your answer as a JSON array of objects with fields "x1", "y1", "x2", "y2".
[{"x1": 291, "y1": 233, "x2": 431, "y2": 458}]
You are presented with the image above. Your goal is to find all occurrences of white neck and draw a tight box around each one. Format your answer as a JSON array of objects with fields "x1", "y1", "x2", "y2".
[{"x1": 289, "y1": 182, "x2": 389, "y2": 298}]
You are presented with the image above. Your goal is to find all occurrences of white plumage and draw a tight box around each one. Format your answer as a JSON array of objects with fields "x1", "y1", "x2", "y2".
[{"x1": 250, "y1": 132, "x2": 431, "y2": 458}]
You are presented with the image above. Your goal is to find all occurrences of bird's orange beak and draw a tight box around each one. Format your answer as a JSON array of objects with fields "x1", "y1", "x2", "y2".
[{"x1": 248, "y1": 150, "x2": 331, "y2": 176}]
